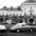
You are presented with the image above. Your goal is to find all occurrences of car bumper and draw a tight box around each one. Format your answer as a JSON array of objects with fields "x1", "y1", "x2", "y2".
[{"x1": 0, "y1": 29, "x2": 6, "y2": 30}]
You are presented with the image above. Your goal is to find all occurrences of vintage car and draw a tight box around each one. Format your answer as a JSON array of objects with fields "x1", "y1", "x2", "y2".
[
  {"x1": 10, "y1": 21, "x2": 35, "y2": 33},
  {"x1": 0, "y1": 25, "x2": 6, "y2": 32}
]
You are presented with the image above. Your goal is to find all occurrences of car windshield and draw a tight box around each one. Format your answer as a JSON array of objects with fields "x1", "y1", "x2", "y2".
[{"x1": 17, "y1": 21, "x2": 26, "y2": 25}]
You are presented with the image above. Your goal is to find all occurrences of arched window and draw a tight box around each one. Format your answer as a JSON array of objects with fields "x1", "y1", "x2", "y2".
[{"x1": 0, "y1": 18, "x2": 3, "y2": 23}]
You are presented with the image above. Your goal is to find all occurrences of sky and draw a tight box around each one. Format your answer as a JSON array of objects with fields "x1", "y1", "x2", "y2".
[{"x1": 0, "y1": 0, "x2": 25, "y2": 8}]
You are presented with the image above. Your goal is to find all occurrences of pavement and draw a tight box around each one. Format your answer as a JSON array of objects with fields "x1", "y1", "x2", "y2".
[
  {"x1": 0, "y1": 29, "x2": 36, "y2": 36},
  {"x1": 0, "y1": 26, "x2": 36, "y2": 36}
]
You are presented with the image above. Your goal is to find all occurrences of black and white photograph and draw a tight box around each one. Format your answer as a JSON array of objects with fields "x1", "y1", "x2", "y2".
[{"x1": 0, "y1": 0, "x2": 36, "y2": 36}]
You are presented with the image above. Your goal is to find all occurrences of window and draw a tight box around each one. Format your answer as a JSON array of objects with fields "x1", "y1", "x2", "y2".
[{"x1": 0, "y1": 18, "x2": 3, "y2": 23}]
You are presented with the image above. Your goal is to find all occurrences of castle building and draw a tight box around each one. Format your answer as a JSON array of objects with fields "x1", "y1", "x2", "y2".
[
  {"x1": 0, "y1": 0, "x2": 36, "y2": 24},
  {"x1": 0, "y1": 0, "x2": 36, "y2": 16}
]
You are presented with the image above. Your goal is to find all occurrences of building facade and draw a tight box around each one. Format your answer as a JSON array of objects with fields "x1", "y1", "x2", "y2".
[{"x1": 0, "y1": 0, "x2": 36, "y2": 24}]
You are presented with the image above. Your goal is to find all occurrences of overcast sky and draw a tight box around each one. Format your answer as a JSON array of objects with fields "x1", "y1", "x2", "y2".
[{"x1": 0, "y1": 0, "x2": 25, "y2": 8}]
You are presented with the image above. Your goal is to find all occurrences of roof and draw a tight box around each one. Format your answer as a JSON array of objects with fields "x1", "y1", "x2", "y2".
[
  {"x1": 0, "y1": 6, "x2": 22, "y2": 11},
  {"x1": 24, "y1": 0, "x2": 36, "y2": 3}
]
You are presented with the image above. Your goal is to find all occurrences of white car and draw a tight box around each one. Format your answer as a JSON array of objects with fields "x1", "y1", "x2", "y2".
[
  {"x1": 10, "y1": 22, "x2": 35, "y2": 32},
  {"x1": 6, "y1": 19, "x2": 12, "y2": 24},
  {"x1": 0, "y1": 25, "x2": 6, "y2": 32}
]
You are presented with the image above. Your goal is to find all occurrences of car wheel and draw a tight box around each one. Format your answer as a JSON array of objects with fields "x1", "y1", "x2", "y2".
[
  {"x1": 2, "y1": 29, "x2": 6, "y2": 32},
  {"x1": 29, "y1": 28, "x2": 35, "y2": 32},
  {"x1": 0, "y1": 29, "x2": 6, "y2": 32},
  {"x1": 16, "y1": 29, "x2": 21, "y2": 33}
]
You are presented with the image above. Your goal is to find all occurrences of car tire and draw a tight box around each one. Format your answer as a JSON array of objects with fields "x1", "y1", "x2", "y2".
[
  {"x1": 29, "y1": 28, "x2": 35, "y2": 32},
  {"x1": 0, "y1": 29, "x2": 6, "y2": 32},
  {"x1": 2, "y1": 29, "x2": 6, "y2": 32},
  {"x1": 16, "y1": 29, "x2": 21, "y2": 33}
]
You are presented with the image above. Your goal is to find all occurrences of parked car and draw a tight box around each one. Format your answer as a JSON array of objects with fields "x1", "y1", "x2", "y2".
[
  {"x1": 6, "y1": 19, "x2": 12, "y2": 24},
  {"x1": 1, "y1": 21, "x2": 8, "y2": 25},
  {"x1": 10, "y1": 21, "x2": 35, "y2": 32},
  {"x1": 0, "y1": 25, "x2": 6, "y2": 32}
]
